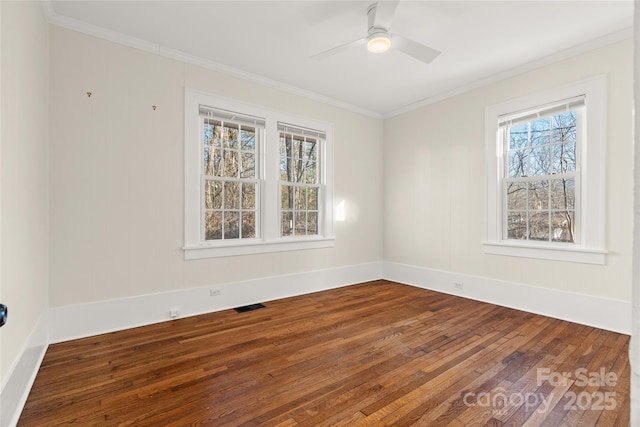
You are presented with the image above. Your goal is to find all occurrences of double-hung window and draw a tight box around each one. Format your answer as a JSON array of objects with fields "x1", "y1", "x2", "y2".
[
  {"x1": 202, "y1": 108, "x2": 262, "y2": 241},
  {"x1": 502, "y1": 97, "x2": 582, "y2": 244},
  {"x1": 279, "y1": 124, "x2": 323, "y2": 237},
  {"x1": 184, "y1": 89, "x2": 334, "y2": 259},
  {"x1": 484, "y1": 77, "x2": 606, "y2": 264}
]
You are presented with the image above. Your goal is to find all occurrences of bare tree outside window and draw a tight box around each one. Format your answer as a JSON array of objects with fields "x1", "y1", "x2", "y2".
[
  {"x1": 203, "y1": 118, "x2": 258, "y2": 241},
  {"x1": 280, "y1": 129, "x2": 320, "y2": 237},
  {"x1": 505, "y1": 111, "x2": 577, "y2": 243}
]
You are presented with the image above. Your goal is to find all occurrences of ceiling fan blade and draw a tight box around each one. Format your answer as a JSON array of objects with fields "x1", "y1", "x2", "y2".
[
  {"x1": 371, "y1": 1, "x2": 400, "y2": 29},
  {"x1": 391, "y1": 33, "x2": 441, "y2": 64},
  {"x1": 310, "y1": 37, "x2": 367, "y2": 60},
  {"x1": 372, "y1": 0, "x2": 400, "y2": 30}
]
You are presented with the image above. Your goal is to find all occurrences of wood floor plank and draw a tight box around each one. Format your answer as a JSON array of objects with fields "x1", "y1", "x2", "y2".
[{"x1": 18, "y1": 280, "x2": 629, "y2": 426}]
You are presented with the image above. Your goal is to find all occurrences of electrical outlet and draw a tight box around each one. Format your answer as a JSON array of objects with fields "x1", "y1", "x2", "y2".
[
  {"x1": 454, "y1": 282, "x2": 464, "y2": 290},
  {"x1": 210, "y1": 289, "x2": 222, "y2": 297},
  {"x1": 170, "y1": 309, "x2": 180, "y2": 319}
]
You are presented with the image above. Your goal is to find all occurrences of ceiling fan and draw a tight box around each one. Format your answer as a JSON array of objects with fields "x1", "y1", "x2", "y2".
[{"x1": 310, "y1": 1, "x2": 441, "y2": 65}]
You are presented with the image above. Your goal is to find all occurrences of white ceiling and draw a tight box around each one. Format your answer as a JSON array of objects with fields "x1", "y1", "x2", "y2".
[{"x1": 46, "y1": 1, "x2": 634, "y2": 117}]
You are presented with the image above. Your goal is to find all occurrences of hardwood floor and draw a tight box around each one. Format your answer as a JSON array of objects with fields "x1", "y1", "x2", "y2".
[{"x1": 18, "y1": 280, "x2": 630, "y2": 426}]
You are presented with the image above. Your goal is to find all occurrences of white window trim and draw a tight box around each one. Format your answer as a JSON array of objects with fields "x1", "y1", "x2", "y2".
[
  {"x1": 484, "y1": 76, "x2": 607, "y2": 264},
  {"x1": 184, "y1": 88, "x2": 335, "y2": 259}
]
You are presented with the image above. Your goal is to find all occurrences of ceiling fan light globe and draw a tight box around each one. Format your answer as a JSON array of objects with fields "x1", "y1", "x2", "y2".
[{"x1": 367, "y1": 35, "x2": 391, "y2": 53}]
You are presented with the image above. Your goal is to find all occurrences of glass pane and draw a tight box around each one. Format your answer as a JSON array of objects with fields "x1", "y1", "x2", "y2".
[
  {"x1": 212, "y1": 149, "x2": 222, "y2": 176},
  {"x1": 552, "y1": 111, "x2": 576, "y2": 143},
  {"x1": 292, "y1": 158, "x2": 301, "y2": 182},
  {"x1": 242, "y1": 212, "x2": 256, "y2": 239},
  {"x1": 280, "y1": 133, "x2": 292, "y2": 157},
  {"x1": 308, "y1": 212, "x2": 318, "y2": 235},
  {"x1": 205, "y1": 211, "x2": 222, "y2": 240},
  {"x1": 204, "y1": 123, "x2": 214, "y2": 144},
  {"x1": 508, "y1": 149, "x2": 528, "y2": 177},
  {"x1": 307, "y1": 187, "x2": 318, "y2": 210},
  {"x1": 207, "y1": 120, "x2": 222, "y2": 140},
  {"x1": 224, "y1": 211, "x2": 240, "y2": 239},
  {"x1": 509, "y1": 123, "x2": 528, "y2": 149},
  {"x1": 295, "y1": 212, "x2": 307, "y2": 235},
  {"x1": 204, "y1": 180, "x2": 222, "y2": 209},
  {"x1": 552, "y1": 141, "x2": 576, "y2": 174},
  {"x1": 297, "y1": 159, "x2": 306, "y2": 182},
  {"x1": 530, "y1": 118, "x2": 550, "y2": 146},
  {"x1": 506, "y1": 181, "x2": 527, "y2": 210},
  {"x1": 295, "y1": 186, "x2": 307, "y2": 210},
  {"x1": 224, "y1": 181, "x2": 240, "y2": 209},
  {"x1": 240, "y1": 127, "x2": 256, "y2": 151},
  {"x1": 222, "y1": 150, "x2": 239, "y2": 178},
  {"x1": 293, "y1": 160, "x2": 304, "y2": 183},
  {"x1": 551, "y1": 211, "x2": 575, "y2": 243},
  {"x1": 293, "y1": 138, "x2": 303, "y2": 160},
  {"x1": 281, "y1": 211, "x2": 293, "y2": 237},
  {"x1": 213, "y1": 124, "x2": 222, "y2": 148},
  {"x1": 550, "y1": 178, "x2": 575, "y2": 210},
  {"x1": 242, "y1": 183, "x2": 255, "y2": 209},
  {"x1": 281, "y1": 185, "x2": 293, "y2": 209},
  {"x1": 203, "y1": 123, "x2": 216, "y2": 174},
  {"x1": 222, "y1": 124, "x2": 238, "y2": 149},
  {"x1": 305, "y1": 140, "x2": 317, "y2": 161},
  {"x1": 528, "y1": 180, "x2": 548, "y2": 210},
  {"x1": 528, "y1": 212, "x2": 549, "y2": 241},
  {"x1": 241, "y1": 152, "x2": 255, "y2": 178},
  {"x1": 305, "y1": 161, "x2": 317, "y2": 184},
  {"x1": 279, "y1": 160, "x2": 286, "y2": 180},
  {"x1": 529, "y1": 146, "x2": 550, "y2": 176},
  {"x1": 507, "y1": 212, "x2": 527, "y2": 240},
  {"x1": 281, "y1": 157, "x2": 298, "y2": 182}
]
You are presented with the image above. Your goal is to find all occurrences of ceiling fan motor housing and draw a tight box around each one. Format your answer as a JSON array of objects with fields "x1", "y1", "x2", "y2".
[{"x1": 366, "y1": 3, "x2": 391, "y2": 52}]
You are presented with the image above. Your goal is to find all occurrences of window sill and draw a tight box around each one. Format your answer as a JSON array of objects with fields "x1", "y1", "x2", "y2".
[
  {"x1": 184, "y1": 236, "x2": 335, "y2": 260},
  {"x1": 483, "y1": 241, "x2": 606, "y2": 265}
]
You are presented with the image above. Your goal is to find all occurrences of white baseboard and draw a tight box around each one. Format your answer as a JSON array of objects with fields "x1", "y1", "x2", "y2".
[
  {"x1": 383, "y1": 261, "x2": 631, "y2": 335},
  {"x1": 4, "y1": 260, "x2": 631, "y2": 426},
  {"x1": 48, "y1": 261, "x2": 384, "y2": 343},
  {"x1": 0, "y1": 313, "x2": 48, "y2": 427}
]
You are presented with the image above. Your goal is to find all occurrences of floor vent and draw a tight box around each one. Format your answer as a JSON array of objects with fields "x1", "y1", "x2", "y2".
[{"x1": 234, "y1": 303, "x2": 266, "y2": 313}]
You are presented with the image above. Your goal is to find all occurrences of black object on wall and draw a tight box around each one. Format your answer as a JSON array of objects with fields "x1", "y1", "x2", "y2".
[{"x1": 0, "y1": 304, "x2": 7, "y2": 327}]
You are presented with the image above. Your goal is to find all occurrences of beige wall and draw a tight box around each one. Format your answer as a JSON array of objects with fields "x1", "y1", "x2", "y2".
[
  {"x1": 384, "y1": 39, "x2": 633, "y2": 301},
  {"x1": 48, "y1": 26, "x2": 384, "y2": 307},
  {"x1": 0, "y1": 1, "x2": 49, "y2": 382},
  {"x1": 47, "y1": 26, "x2": 634, "y2": 308}
]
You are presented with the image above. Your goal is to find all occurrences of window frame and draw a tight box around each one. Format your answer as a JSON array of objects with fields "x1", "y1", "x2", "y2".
[
  {"x1": 501, "y1": 105, "x2": 582, "y2": 244},
  {"x1": 184, "y1": 89, "x2": 335, "y2": 259},
  {"x1": 278, "y1": 123, "x2": 324, "y2": 238},
  {"x1": 484, "y1": 76, "x2": 607, "y2": 264},
  {"x1": 200, "y1": 112, "x2": 263, "y2": 243}
]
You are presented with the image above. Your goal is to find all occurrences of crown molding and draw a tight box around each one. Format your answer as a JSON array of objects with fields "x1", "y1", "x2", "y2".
[
  {"x1": 159, "y1": 46, "x2": 383, "y2": 119},
  {"x1": 384, "y1": 27, "x2": 633, "y2": 119},
  {"x1": 40, "y1": 0, "x2": 383, "y2": 120},
  {"x1": 42, "y1": 0, "x2": 159, "y2": 54},
  {"x1": 41, "y1": 1, "x2": 632, "y2": 121}
]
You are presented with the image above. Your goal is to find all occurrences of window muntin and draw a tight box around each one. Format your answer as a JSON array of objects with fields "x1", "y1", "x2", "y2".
[
  {"x1": 503, "y1": 108, "x2": 581, "y2": 244},
  {"x1": 184, "y1": 89, "x2": 335, "y2": 259},
  {"x1": 483, "y1": 77, "x2": 606, "y2": 264},
  {"x1": 201, "y1": 110, "x2": 263, "y2": 242},
  {"x1": 279, "y1": 124, "x2": 323, "y2": 237}
]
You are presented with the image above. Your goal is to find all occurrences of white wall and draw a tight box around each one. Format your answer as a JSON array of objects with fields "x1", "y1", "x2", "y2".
[
  {"x1": 48, "y1": 26, "x2": 384, "y2": 308},
  {"x1": 0, "y1": 0, "x2": 49, "y2": 424},
  {"x1": 630, "y1": 3, "x2": 640, "y2": 423},
  {"x1": 384, "y1": 39, "x2": 633, "y2": 303}
]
